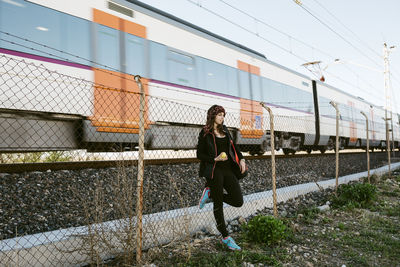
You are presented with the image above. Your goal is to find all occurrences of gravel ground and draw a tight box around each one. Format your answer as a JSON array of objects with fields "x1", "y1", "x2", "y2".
[
  {"x1": 145, "y1": 171, "x2": 400, "y2": 267},
  {"x1": 0, "y1": 152, "x2": 397, "y2": 241}
]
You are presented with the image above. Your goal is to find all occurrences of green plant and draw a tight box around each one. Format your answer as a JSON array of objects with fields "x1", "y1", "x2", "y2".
[
  {"x1": 297, "y1": 206, "x2": 320, "y2": 223},
  {"x1": 331, "y1": 183, "x2": 377, "y2": 209},
  {"x1": 44, "y1": 151, "x2": 72, "y2": 162},
  {"x1": 183, "y1": 250, "x2": 281, "y2": 267},
  {"x1": 337, "y1": 222, "x2": 347, "y2": 230},
  {"x1": 322, "y1": 217, "x2": 333, "y2": 224},
  {"x1": 242, "y1": 215, "x2": 289, "y2": 246}
]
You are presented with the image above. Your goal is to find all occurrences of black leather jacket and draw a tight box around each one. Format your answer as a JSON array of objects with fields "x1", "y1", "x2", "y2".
[{"x1": 196, "y1": 125, "x2": 243, "y2": 179}]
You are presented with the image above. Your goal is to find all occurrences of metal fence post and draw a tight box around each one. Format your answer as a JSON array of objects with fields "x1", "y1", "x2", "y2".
[
  {"x1": 384, "y1": 117, "x2": 391, "y2": 178},
  {"x1": 360, "y1": 112, "x2": 370, "y2": 183},
  {"x1": 134, "y1": 75, "x2": 145, "y2": 264},
  {"x1": 260, "y1": 102, "x2": 277, "y2": 217},
  {"x1": 329, "y1": 101, "x2": 340, "y2": 193}
]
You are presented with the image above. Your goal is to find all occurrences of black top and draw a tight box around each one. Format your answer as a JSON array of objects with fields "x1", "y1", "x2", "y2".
[
  {"x1": 196, "y1": 126, "x2": 244, "y2": 179},
  {"x1": 215, "y1": 135, "x2": 230, "y2": 168}
]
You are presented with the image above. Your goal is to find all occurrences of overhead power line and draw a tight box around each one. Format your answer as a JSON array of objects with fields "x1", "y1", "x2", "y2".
[
  {"x1": 293, "y1": 0, "x2": 400, "y2": 99},
  {"x1": 217, "y1": 0, "x2": 335, "y2": 60},
  {"x1": 309, "y1": 0, "x2": 382, "y2": 61},
  {"x1": 185, "y1": 0, "x2": 309, "y2": 63},
  {"x1": 292, "y1": 0, "x2": 383, "y2": 69},
  {"x1": 197, "y1": 0, "x2": 384, "y2": 96}
]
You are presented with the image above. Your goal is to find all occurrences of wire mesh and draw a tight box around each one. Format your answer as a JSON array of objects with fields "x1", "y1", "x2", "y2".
[{"x1": 0, "y1": 54, "x2": 396, "y2": 266}]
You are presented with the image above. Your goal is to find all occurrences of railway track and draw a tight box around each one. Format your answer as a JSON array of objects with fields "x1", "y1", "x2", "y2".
[{"x1": 0, "y1": 150, "x2": 386, "y2": 174}]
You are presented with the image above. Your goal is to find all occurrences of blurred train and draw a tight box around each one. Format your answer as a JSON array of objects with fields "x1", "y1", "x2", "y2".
[{"x1": 0, "y1": 0, "x2": 399, "y2": 154}]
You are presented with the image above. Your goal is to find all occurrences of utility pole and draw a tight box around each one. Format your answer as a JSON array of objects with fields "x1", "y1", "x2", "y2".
[{"x1": 383, "y1": 43, "x2": 396, "y2": 174}]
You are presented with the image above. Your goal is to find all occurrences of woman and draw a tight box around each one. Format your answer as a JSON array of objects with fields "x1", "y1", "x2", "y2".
[{"x1": 196, "y1": 104, "x2": 246, "y2": 251}]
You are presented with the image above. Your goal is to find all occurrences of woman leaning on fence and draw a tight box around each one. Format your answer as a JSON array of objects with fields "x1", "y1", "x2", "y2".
[{"x1": 196, "y1": 104, "x2": 247, "y2": 251}]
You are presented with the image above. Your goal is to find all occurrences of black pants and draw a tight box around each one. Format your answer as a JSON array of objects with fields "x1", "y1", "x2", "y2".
[{"x1": 207, "y1": 166, "x2": 243, "y2": 237}]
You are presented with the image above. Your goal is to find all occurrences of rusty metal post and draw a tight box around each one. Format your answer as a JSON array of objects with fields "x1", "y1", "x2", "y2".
[
  {"x1": 134, "y1": 75, "x2": 145, "y2": 264},
  {"x1": 330, "y1": 101, "x2": 340, "y2": 193},
  {"x1": 384, "y1": 117, "x2": 391, "y2": 178},
  {"x1": 260, "y1": 102, "x2": 277, "y2": 217},
  {"x1": 360, "y1": 111, "x2": 370, "y2": 183},
  {"x1": 391, "y1": 111, "x2": 395, "y2": 157}
]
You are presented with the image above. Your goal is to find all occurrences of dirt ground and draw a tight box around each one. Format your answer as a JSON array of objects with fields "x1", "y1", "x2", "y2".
[
  {"x1": 138, "y1": 173, "x2": 400, "y2": 267},
  {"x1": 104, "y1": 172, "x2": 400, "y2": 267}
]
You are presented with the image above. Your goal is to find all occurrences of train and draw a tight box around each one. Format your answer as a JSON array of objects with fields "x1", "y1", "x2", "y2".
[{"x1": 0, "y1": 0, "x2": 399, "y2": 154}]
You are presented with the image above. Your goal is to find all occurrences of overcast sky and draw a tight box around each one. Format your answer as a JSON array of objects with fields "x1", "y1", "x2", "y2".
[{"x1": 139, "y1": 0, "x2": 400, "y2": 113}]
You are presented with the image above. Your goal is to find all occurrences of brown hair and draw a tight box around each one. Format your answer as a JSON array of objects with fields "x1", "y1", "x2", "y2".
[{"x1": 203, "y1": 105, "x2": 225, "y2": 135}]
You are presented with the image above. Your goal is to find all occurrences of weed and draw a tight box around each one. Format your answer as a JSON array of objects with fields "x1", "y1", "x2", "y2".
[
  {"x1": 297, "y1": 206, "x2": 320, "y2": 224},
  {"x1": 342, "y1": 250, "x2": 368, "y2": 265},
  {"x1": 331, "y1": 183, "x2": 377, "y2": 209},
  {"x1": 182, "y1": 250, "x2": 281, "y2": 267},
  {"x1": 383, "y1": 204, "x2": 400, "y2": 217},
  {"x1": 337, "y1": 222, "x2": 346, "y2": 230},
  {"x1": 43, "y1": 151, "x2": 72, "y2": 162},
  {"x1": 322, "y1": 217, "x2": 333, "y2": 224},
  {"x1": 242, "y1": 215, "x2": 290, "y2": 246}
]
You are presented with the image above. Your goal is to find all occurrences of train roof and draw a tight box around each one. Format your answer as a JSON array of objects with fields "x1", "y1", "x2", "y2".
[
  {"x1": 314, "y1": 79, "x2": 383, "y2": 110},
  {"x1": 121, "y1": 1, "x2": 390, "y2": 113},
  {"x1": 123, "y1": 0, "x2": 267, "y2": 61}
]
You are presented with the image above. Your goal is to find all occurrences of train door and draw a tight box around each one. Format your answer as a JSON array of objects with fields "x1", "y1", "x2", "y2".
[
  {"x1": 237, "y1": 61, "x2": 263, "y2": 138},
  {"x1": 370, "y1": 108, "x2": 376, "y2": 144},
  {"x1": 348, "y1": 101, "x2": 357, "y2": 145},
  {"x1": 91, "y1": 9, "x2": 150, "y2": 135}
]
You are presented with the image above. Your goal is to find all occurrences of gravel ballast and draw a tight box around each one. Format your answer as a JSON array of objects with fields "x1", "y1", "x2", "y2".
[{"x1": 0, "y1": 152, "x2": 396, "y2": 241}]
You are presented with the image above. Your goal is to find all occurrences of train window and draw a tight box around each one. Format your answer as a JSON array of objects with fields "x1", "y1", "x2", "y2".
[
  {"x1": 318, "y1": 97, "x2": 335, "y2": 118},
  {"x1": 227, "y1": 66, "x2": 239, "y2": 97},
  {"x1": 149, "y1": 41, "x2": 167, "y2": 81},
  {"x1": 272, "y1": 81, "x2": 286, "y2": 105},
  {"x1": 167, "y1": 50, "x2": 196, "y2": 87},
  {"x1": 286, "y1": 85, "x2": 303, "y2": 111},
  {"x1": 261, "y1": 77, "x2": 313, "y2": 113},
  {"x1": 261, "y1": 77, "x2": 271, "y2": 103},
  {"x1": 251, "y1": 74, "x2": 262, "y2": 101},
  {"x1": 125, "y1": 33, "x2": 145, "y2": 76},
  {"x1": 238, "y1": 70, "x2": 250, "y2": 99},
  {"x1": 62, "y1": 14, "x2": 90, "y2": 65},
  {"x1": 95, "y1": 24, "x2": 120, "y2": 71},
  {"x1": 0, "y1": 0, "x2": 62, "y2": 59},
  {"x1": 262, "y1": 78, "x2": 280, "y2": 105},
  {"x1": 304, "y1": 91, "x2": 313, "y2": 112},
  {"x1": 294, "y1": 88, "x2": 313, "y2": 113},
  {"x1": 203, "y1": 59, "x2": 227, "y2": 95}
]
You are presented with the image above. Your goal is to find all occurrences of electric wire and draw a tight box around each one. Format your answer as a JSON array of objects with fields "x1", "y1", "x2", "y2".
[
  {"x1": 323, "y1": 69, "x2": 385, "y2": 102},
  {"x1": 217, "y1": 0, "x2": 334, "y2": 60},
  {"x1": 292, "y1": 0, "x2": 382, "y2": 69},
  {"x1": 309, "y1": 0, "x2": 382, "y2": 60},
  {"x1": 294, "y1": 0, "x2": 400, "y2": 101},
  {"x1": 185, "y1": 0, "x2": 309, "y2": 63},
  {"x1": 308, "y1": 0, "x2": 400, "y2": 92},
  {"x1": 188, "y1": 0, "x2": 388, "y2": 104}
]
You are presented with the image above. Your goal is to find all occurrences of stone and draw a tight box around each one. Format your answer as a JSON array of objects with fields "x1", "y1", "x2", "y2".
[
  {"x1": 230, "y1": 220, "x2": 239, "y2": 226},
  {"x1": 317, "y1": 205, "x2": 330, "y2": 211},
  {"x1": 238, "y1": 216, "x2": 246, "y2": 225}
]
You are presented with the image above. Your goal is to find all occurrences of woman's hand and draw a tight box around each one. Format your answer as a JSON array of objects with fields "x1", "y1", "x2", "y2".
[
  {"x1": 215, "y1": 152, "x2": 228, "y2": 161},
  {"x1": 239, "y1": 159, "x2": 246, "y2": 173}
]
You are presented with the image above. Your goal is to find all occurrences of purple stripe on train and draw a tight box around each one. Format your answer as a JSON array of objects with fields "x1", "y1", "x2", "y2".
[{"x1": 0, "y1": 48, "x2": 91, "y2": 70}]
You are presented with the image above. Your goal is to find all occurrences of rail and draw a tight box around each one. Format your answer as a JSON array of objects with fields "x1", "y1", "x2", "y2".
[{"x1": 0, "y1": 150, "x2": 386, "y2": 174}]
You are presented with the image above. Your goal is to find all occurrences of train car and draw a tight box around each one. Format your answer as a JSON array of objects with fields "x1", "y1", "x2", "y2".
[{"x1": 0, "y1": 0, "x2": 397, "y2": 154}]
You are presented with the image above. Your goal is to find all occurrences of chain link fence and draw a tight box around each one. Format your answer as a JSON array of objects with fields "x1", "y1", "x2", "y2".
[{"x1": 0, "y1": 54, "x2": 397, "y2": 266}]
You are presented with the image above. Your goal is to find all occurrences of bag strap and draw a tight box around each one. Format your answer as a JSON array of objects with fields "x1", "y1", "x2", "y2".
[{"x1": 223, "y1": 125, "x2": 240, "y2": 165}]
